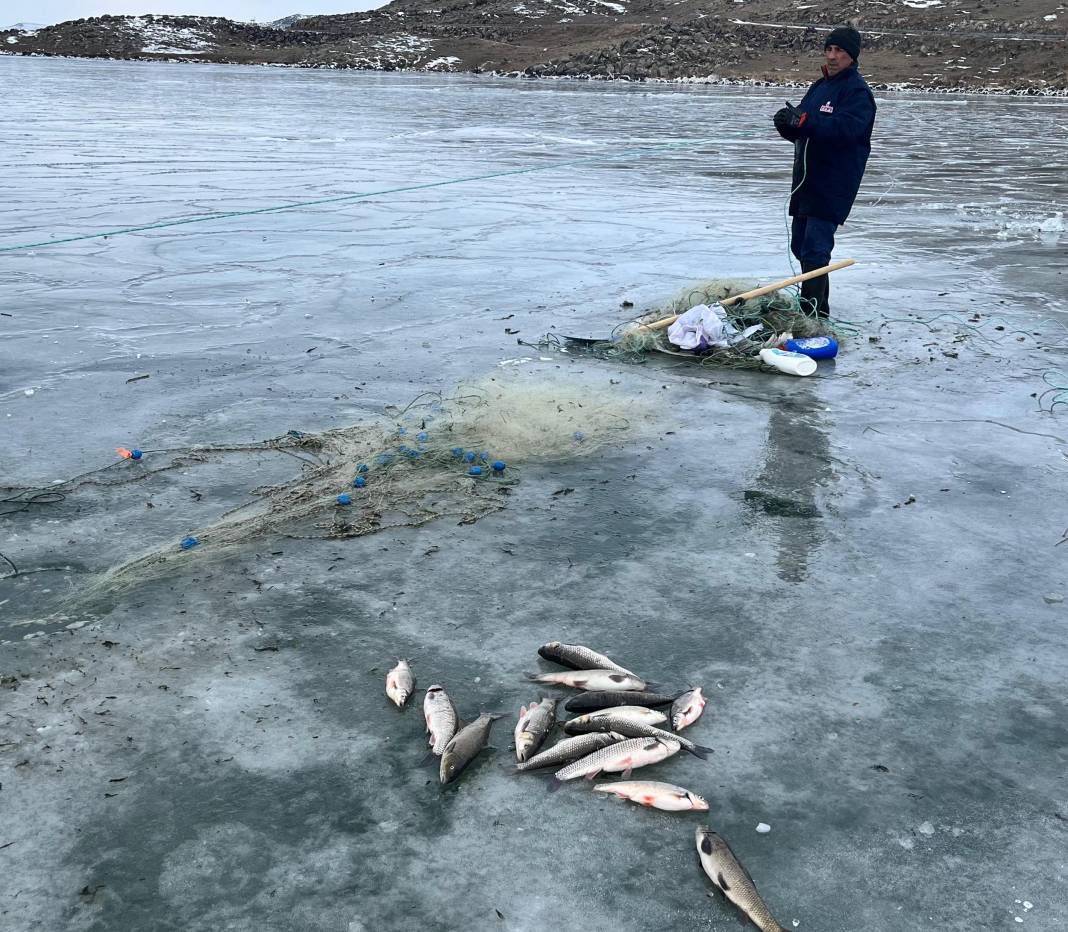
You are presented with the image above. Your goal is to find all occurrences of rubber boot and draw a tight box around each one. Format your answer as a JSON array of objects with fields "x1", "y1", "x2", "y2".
[{"x1": 799, "y1": 266, "x2": 829, "y2": 318}]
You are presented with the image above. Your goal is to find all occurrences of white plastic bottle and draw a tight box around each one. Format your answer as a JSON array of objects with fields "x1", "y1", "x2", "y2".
[{"x1": 759, "y1": 347, "x2": 817, "y2": 377}]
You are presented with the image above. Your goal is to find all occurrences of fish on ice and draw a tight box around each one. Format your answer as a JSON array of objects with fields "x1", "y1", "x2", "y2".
[
  {"x1": 554, "y1": 737, "x2": 680, "y2": 782},
  {"x1": 537, "y1": 641, "x2": 636, "y2": 676},
  {"x1": 564, "y1": 690, "x2": 680, "y2": 713},
  {"x1": 695, "y1": 827, "x2": 789, "y2": 932},
  {"x1": 562, "y1": 706, "x2": 668, "y2": 730},
  {"x1": 594, "y1": 781, "x2": 709, "y2": 812},
  {"x1": 514, "y1": 697, "x2": 557, "y2": 763},
  {"x1": 513, "y1": 732, "x2": 626, "y2": 772},
  {"x1": 424, "y1": 684, "x2": 459, "y2": 756},
  {"x1": 671, "y1": 687, "x2": 706, "y2": 731},
  {"x1": 524, "y1": 670, "x2": 647, "y2": 692},
  {"x1": 440, "y1": 712, "x2": 502, "y2": 785},
  {"x1": 385, "y1": 659, "x2": 415, "y2": 708},
  {"x1": 562, "y1": 713, "x2": 712, "y2": 759}
]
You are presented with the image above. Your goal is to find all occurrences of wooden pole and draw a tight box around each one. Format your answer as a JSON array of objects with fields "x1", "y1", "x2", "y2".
[{"x1": 636, "y1": 258, "x2": 856, "y2": 333}]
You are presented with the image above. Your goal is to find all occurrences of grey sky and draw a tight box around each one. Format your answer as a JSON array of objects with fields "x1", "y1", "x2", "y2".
[{"x1": 5, "y1": 2, "x2": 384, "y2": 27}]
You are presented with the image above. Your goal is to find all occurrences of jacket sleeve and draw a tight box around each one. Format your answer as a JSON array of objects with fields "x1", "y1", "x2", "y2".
[{"x1": 798, "y1": 86, "x2": 875, "y2": 143}]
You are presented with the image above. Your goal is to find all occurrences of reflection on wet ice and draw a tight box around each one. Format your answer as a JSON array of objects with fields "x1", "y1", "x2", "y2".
[{"x1": 744, "y1": 389, "x2": 833, "y2": 583}]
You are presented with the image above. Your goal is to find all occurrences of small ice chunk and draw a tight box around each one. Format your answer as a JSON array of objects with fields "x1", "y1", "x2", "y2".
[
  {"x1": 1043, "y1": 593, "x2": 1064, "y2": 604},
  {"x1": 1015, "y1": 918, "x2": 1023, "y2": 924},
  {"x1": 1023, "y1": 902, "x2": 1033, "y2": 910},
  {"x1": 24, "y1": 388, "x2": 35, "y2": 396},
  {"x1": 756, "y1": 822, "x2": 771, "y2": 834},
  {"x1": 918, "y1": 821, "x2": 935, "y2": 835}
]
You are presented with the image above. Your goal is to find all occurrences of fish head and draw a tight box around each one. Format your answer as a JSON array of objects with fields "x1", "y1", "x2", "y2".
[
  {"x1": 515, "y1": 733, "x2": 535, "y2": 761},
  {"x1": 439, "y1": 749, "x2": 461, "y2": 783},
  {"x1": 685, "y1": 791, "x2": 710, "y2": 811},
  {"x1": 695, "y1": 827, "x2": 726, "y2": 859}
]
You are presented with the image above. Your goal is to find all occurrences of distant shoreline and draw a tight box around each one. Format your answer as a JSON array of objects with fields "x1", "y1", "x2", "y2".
[{"x1": 3, "y1": 51, "x2": 1066, "y2": 99}]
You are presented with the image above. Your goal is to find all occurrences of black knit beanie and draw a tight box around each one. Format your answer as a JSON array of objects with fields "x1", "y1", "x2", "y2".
[{"x1": 825, "y1": 26, "x2": 861, "y2": 62}]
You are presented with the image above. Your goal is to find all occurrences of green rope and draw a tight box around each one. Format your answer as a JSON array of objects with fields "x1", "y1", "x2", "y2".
[
  {"x1": 1038, "y1": 370, "x2": 1068, "y2": 413},
  {"x1": 0, "y1": 136, "x2": 725, "y2": 254}
]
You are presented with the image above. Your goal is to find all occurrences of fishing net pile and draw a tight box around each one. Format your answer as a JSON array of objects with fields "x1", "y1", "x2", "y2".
[
  {"x1": 538, "y1": 277, "x2": 838, "y2": 368},
  {"x1": 74, "y1": 377, "x2": 644, "y2": 595}
]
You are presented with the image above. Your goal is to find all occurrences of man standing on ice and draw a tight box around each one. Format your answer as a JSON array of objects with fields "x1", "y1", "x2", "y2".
[{"x1": 773, "y1": 26, "x2": 876, "y2": 318}]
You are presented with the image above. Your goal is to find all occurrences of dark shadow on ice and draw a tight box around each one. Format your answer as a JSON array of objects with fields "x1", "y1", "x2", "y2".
[{"x1": 743, "y1": 387, "x2": 834, "y2": 583}]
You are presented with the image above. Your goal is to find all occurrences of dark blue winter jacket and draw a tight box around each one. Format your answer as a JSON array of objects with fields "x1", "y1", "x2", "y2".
[{"x1": 786, "y1": 64, "x2": 876, "y2": 226}]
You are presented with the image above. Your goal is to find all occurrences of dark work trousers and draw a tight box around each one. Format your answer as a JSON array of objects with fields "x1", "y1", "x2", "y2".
[{"x1": 791, "y1": 215, "x2": 838, "y2": 317}]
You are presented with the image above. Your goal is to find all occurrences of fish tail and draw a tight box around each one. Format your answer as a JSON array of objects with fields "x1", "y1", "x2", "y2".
[
  {"x1": 523, "y1": 671, "x2": 547, "y2": 683},
  {"x1": 547, "y1": 777, "x2": 565, "y2": 793},
  {"x1": 684, "y1": 743, "x2": 715, "y2": 760}
]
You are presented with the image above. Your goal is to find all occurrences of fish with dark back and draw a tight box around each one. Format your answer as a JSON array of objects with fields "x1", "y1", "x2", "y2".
[
  {"x1": 554, "y1": 736, "x2": 680, "y2": 782},
  {"x1": 513, "y1": 732, "x2": 626, "y2": 772},
  {"x1": 565, "y1": 690, "x2": 680, "y2": 713},
  {"x1": 440, "y1": 712, "x2": 502, "y2": 785},
  {"x1": 695, "y1": 828, "x2": 790, "y2": 932},
  {"x1": 562, "y1": 713, "x2": 713, "y2": 759},
  {"x1": 537, "y1": 641, "x2": 635, "y2": 675}
]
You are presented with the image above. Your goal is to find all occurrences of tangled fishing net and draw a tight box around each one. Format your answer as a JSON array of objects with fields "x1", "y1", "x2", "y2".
[
  {"x1": 33, "y1": 377, "x2": 646, "y2": 597},
  {"x1": 535, "y1": 277, "x2": 838, "y2": 368}
]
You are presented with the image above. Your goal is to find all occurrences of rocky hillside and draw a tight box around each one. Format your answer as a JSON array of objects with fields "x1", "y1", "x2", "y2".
[{"x1": 2, "y1": 0, "x2": 1066, "y2": 93}]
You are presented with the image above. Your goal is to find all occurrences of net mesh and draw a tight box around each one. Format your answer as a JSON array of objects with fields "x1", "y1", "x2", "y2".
[
  {"x1": 72, "y1": 376, "x2": 648, "y2": 597},
  {"x1": 536, "y1": 277, "x2": 839, "y2": 367}
]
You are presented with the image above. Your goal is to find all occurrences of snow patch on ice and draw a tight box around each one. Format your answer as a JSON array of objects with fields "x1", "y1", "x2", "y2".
[
  {"x1": 995, "y1": 210, "x2": 1065, "y2": 240},
  {"x1": 902, "y1": 0, "x2": 943, "y2": 7}
]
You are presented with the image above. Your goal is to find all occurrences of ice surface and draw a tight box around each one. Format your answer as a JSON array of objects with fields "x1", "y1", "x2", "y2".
[{"x1": 1, "y1": 57, "x2": 1067, "y2": 932}]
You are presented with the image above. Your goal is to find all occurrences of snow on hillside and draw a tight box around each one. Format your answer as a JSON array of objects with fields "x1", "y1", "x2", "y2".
[{"x1": 121, "y1": 17, "x2": 216, "y2": 54}]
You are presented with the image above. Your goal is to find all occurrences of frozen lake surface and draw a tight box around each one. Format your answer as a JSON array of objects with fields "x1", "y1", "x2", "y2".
[{"x1": 1, "y1": 57, "x2": 1067, "y2": 932}]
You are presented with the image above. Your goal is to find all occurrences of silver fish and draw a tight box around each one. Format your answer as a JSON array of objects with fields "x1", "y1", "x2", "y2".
[
  {"x1": 385, "y1": 659, "x2": 414, "y2": 708},
  {"x1": 537, "y1": 641, "x2": 635, "y2": 676},
  {"x1": 561, "y1": 713, "x2": 712, "y2": 760},
  {"x1": 423, "y1": 684, "x2": 459, "y2": 756},
  {"x1": 554, "y1": 736, "x2": 680, "y2": 782},
  {"x1": 514, "y1": 732, "x2": 626, "y2": 772},
  {"x1": 695, "y1": 828, "x2": 789, "y2": 932},
  {"x1": 671, "y1": 687, "x2": 706, "y2": 731},
  {"x1": 594, "y1": 781, "x2": 709, "y2": 812},
  {"x1": 514, "y1": 697, "x2": 557, "y2": 763},
  {"x1": 524, "y1": 669, "x2": 646, "y2": 692},
  {"x1": 440, "y1": 712, "x2": 502, "y2": 785},
  {"x1": 563, "y1": 706, "x2": 668, "y2": 730}
]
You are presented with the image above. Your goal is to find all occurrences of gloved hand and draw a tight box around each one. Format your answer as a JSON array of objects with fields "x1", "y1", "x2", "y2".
[{"x1": 773, "y1": 102, "x2": 807, "y2": 139}]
